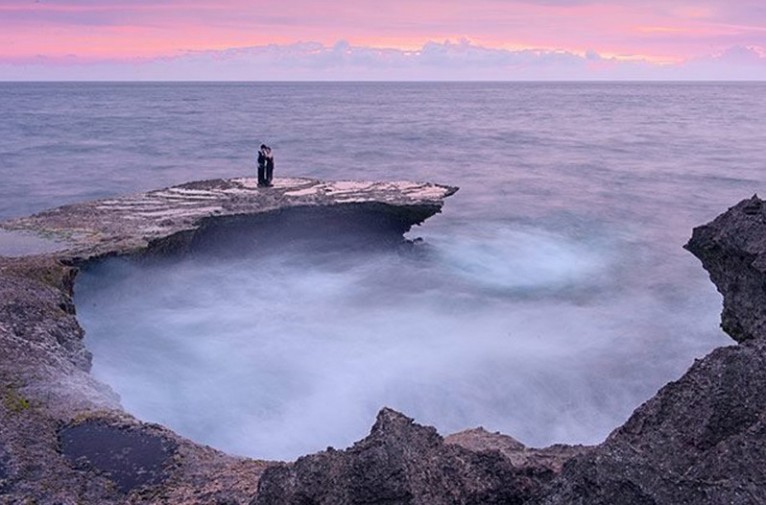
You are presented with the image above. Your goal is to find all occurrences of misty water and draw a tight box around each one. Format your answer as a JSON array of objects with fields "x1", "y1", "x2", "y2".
[{"x1": 4, "y1": 82, "x2": 765, "y2": 461}]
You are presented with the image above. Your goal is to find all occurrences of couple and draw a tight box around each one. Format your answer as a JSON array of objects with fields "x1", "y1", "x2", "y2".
[{"x1": 257, "y1": 144, "x2": 275, "y2": 187}]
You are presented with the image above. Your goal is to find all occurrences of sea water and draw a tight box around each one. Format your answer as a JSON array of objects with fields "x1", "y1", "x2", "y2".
[{"x1": 2, "y1": 82, "x2": 765, "y2": 460}]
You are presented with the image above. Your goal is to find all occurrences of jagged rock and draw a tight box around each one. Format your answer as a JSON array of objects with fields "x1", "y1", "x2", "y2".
[
  {"x1": 685, "y1": 194, "x2": 766, "y2": 342},
  {"x1": 252, "y1": 193, "x2": 766, "y2": 505},
  {"x1": 531, "y1": 196, "x2": 766, "y2": 504},
  {"x1": 534, "y1": 339, "x2": 766, "y2": 504},
  {"x1": 254, "y1": 408, "x2": 564, "y2": 505},
  {"x1": 445, "y1": 428, "x2": 589, "y2": 474}
]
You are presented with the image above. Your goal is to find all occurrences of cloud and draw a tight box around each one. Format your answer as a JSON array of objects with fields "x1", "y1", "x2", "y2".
[
  {"x1": 3, "y1": 0, "x2": 766, "y2": 69},
  {"x1": 715, "y1": 45, "x2": 766, "y2": 64},
  {"x1": 676, "y1": 45, "x2": 766, "y2": 79},
  {"x1": 0, "y1": 40, "x2": 592, "y2": 80},
  {"x1": 2, "y1": 39, "x2": 765, "y2": 81}
]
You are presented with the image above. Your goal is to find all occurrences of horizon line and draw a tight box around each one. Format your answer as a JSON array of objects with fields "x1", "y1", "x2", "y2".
[{"x1": 2, "y1": 79, "x2": 766, "y2": 83}]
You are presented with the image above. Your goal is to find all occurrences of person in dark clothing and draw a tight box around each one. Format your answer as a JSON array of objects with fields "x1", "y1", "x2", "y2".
[
  {"x1": 265, "y1": 146, "x2": 275, "y2": 186},
  {"x1": 257, "y1": 144, "x2": 269, "y2": 187}
]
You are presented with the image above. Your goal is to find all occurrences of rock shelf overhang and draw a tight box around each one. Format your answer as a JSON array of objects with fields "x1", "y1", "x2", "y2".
[{"x1": 0, "y1": 177, "x2": 458, "y2": 262}]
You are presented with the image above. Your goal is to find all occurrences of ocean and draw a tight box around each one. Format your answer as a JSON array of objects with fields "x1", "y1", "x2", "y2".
[{"x1": 2, "y1": 82, "x2": 764, "y2": 461}]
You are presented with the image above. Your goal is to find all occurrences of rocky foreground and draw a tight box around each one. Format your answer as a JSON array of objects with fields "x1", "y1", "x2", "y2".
[{"x1": 1, "y1": 182, "x2": 765, "y2": 504}]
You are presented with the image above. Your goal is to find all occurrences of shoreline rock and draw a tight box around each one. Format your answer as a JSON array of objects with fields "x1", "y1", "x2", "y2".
[
  {"x1": 0, "y1": 177, "x2": 457, "y2": 263},
  {"x1": 254, "y1": 409, "x2": 589, "y2": 505},
  {"x1": 2, "y1": 182, "x2": 765, "y2": 504},
  {"x1": 685, "y1": 194, "x2": 766, "y2": 343},
  {"x1": 532, "y1": 195, "x2": 766, "y2": 504},
  {"x1": 0, "y1": 177, "x2": 457, "y2": 504}
]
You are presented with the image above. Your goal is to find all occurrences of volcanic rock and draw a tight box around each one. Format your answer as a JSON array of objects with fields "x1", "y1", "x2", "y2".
[
  {"x1": 254, "y1": 408, "x2": 579, "y2": 505},
  {"x1": 685, "y1": 194, "x2": 766, "y2": 342},
  {"x1": 254, "y1": 194, "x2": 766, "y2": 504},
  {"x1": 531, "y1": 195, "x2": 766, "y2": 504},
  {"x1": 533, "y1": 339, "x2": 766, "y2": 504}
]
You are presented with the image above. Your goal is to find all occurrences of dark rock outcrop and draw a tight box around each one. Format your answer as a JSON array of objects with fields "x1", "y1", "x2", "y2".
[
  {"x1": 254, "y1": 194, "x2": 766, "y2": 505},
  {"x1": 534, "y1": 340, "x2": 766, "y2": 504},
  {"x1": 685, "y1": 195, "x2": 766, "y2": 342},
  {"x1": 254, "y1": 408, "x2": 577, "y2": 505},
  {"x1": 530, "y1": 195, "x2": 766, "y2": 504}
]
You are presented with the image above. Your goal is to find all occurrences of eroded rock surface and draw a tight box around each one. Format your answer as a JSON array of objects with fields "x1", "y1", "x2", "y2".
[
  {"x1": 445, "y1": 428, "x2": 588, "y2": 475},
  {"x1": 254, "y1": 194, "x2": 766, "y2": 505},
  {"x1": 685, "y1": 195, "x2": 766, "y2": 342},
  {"x1": 534, "y1": 340, "x2": 766, "y2": 504},
  {"x1": 254, "y1": 408, "x2": 575, "y2": 505},
  {"x1": 0, "y1": 257, "x2": 270, "y2": 504},
  {"x1": 529, "y1": 195, "x2": 766, "y2": 504},
  {"x1": 0, "y1": 177, "x2": 457, "y2": 262}
]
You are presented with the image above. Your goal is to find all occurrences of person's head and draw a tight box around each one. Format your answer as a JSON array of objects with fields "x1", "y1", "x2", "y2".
[{"x1": 260, "y1": 144, "x2": 267, "y2": 150}]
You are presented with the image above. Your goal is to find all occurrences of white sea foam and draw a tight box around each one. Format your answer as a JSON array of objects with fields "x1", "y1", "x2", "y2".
[
  {"x1": 76, "y1": 219, "x2": 727, "y2": 461},
  {"x1": 429, "y1": 225, "x2": 608, "y2": 292}
]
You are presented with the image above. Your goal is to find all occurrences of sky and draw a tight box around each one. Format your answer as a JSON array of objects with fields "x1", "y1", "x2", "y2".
[{"x1": 1, "y1": 0, "x2": 765, "y2": 80}]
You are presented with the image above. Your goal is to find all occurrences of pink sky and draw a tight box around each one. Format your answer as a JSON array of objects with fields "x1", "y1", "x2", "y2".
[{"x1": 1, "y1": 0, "x2": 765, "y2": 79}]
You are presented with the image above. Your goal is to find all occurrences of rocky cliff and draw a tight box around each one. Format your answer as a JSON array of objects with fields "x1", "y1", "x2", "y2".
[
  {"x1": 1, "y1": 185, "x2": 764, "y2": 505},
  {"x1": 685, "y1": 195, "x2": 766, "y2": 343},
  {"x1": 527, "y1": 195, "x2": 766, "y2": 504}
]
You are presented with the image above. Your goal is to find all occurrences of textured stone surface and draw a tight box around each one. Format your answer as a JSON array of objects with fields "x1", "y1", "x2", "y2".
[
  {"x1": 0, "y1": 444, "x2": 8, "y2": 492},
  {"x1": 254, "y1": 408, "x2": 565, "y2": 505},
  {"x1": 0, "y1": 177, "x2": 457, "y2": 262},
  {"x1": 531, "y1": 196, "x2": 766, "y2": 504},
  {"x1": 534, "y1": 340, "x2": 766, "y2": 504},
  {"x1": 445, "y1": 428, "x2": 588, "y2": 474},
  {"x1": 253, "y1": 194, "x2": 766, "y2": 505},
  {"x1": 685, "y1": 194, "x2": 766, "y2": 342},
  {"x1": 0, "y1": 257, "x2": 270, "y2": 505}
]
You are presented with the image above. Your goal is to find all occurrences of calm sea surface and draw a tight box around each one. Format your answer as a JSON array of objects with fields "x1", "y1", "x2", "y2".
[{"x1": 2, "y1": 82, "x2": 765, "y2": 460}]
